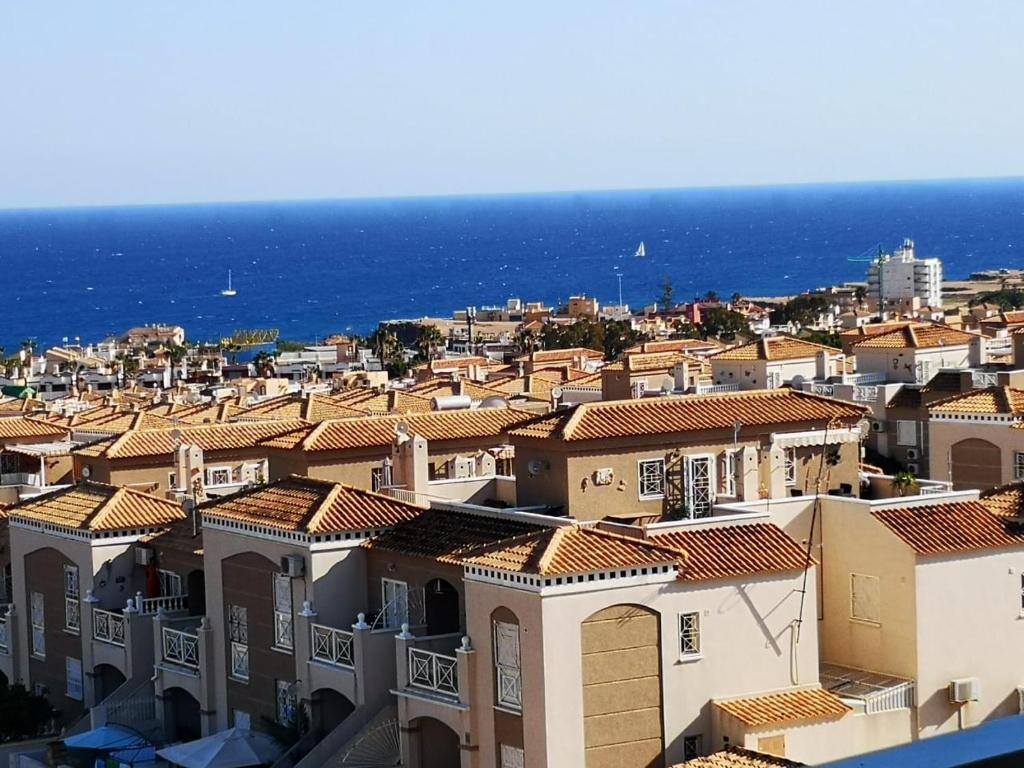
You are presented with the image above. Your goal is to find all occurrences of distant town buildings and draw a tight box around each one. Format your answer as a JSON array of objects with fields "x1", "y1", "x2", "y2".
[{"x1": 867, "y1": 238, "x2": 943, "y2": 310}]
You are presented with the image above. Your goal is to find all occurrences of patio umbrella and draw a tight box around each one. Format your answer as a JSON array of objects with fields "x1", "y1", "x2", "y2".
[
  {"x1": 157, "y1": 728, "x2": 283, "y2": 768},
  {"x1": 110, "y1": 746, "x2": 159, "y2": 767},
  {"x1": 65, "y1": 725, "x2": 150, "y2": 752}
]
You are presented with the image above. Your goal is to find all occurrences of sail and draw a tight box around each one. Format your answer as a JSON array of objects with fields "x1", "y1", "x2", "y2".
[{"x1": 635, "y1": 241, "x2": 646, "y2": 258}]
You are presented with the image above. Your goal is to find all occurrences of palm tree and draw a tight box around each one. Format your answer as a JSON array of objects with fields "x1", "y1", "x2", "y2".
[
  {"x1": 253, "y1": 351, "x2": 276, "y2": 378},
  {"x1": 165, "y1": 344, "x2": 187, "y2": 383},
  {"x1": 369, "y1": 327, "x2": 400, "y2": 363},
  {"x1": 415, "y1": 325, "x2": 444, "y2": 361},
  {"x1": 892, "y1": 471, "x2": 917, "y2": 497}
]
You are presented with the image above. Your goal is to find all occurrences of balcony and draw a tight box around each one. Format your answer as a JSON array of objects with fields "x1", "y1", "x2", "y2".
[
  {"x1": 162, "y1": 625, "x2": 200, "y2": 669},
  {"x1": 395, "y1": 626, "x2": 472, "y2": 708},
  {"x1": 407, "y1": 647, "x2": 459, "y2": 698},
  {"x1": 311, "y1": 623, "x2": 354, "y2": 668},
  {"x1": 820, "y1": 663, "x2": 915, "y2": 714},
  {"x1": 304, "y1": 609, "x2": 398, "y2": 707},
  {"x1": 93, "y1": 608, "x2": 126, "y2": 647},
  {"x1": 695, "y1": 383, "x2": 740, "y2": 395}
]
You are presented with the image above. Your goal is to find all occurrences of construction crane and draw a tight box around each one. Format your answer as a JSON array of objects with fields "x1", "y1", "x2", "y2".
[{"x1": 847, "y1": 243, "x2": 885, "y2": 263}]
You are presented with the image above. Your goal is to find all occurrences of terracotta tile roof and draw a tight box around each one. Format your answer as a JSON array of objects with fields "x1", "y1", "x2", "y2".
[
  {"x1": 509, "y1": 390, "x2": 865, "y2": 442},
  {"x1": 201, "y1": 475, "x2": 421, "y2": 534},
  {"x1": 69, "y1": 410, "x2": 176, "y2": 434},
  {"x1": 426, "y1": 356, "x2": 494, "y2": 372},
  {"x1": 74, "y1": 419, "x2": 308, "y2": 459},
  {"x1": 711, "y1": 336, "x2": 840, "y2": 362},
  {"x1": 603, "y1": 351, "x2": 704, "y2": 373},
  {"x1": 0, "y1": 417, "x2": 69, "y2": 441},
  {"x1": 407, "y1": 379, "x2": 508, "y2": 403},
  {"x1": 0, "y1": 398, "x2": 46, "y2": 415},
  {"x1": 929, "y1": 386, "x2": 1024, "y2": 416},
  {"x1": 872, "y1": 500, "x2": 1024, "y2": 555},
  {"x1": 980, "y1": 310, "x2": 1024, "y2": 327},
  {"x1": 238, "y1": 394, "x2": 369, "y2": 422},
  {"x1": 652, "y1": 523, "x2": 808, "y2": 581},
  {"x1": 715, "y1": 688, "x2": 850, "y2": 727},
  {"x1": 260, "y1": 409, "x2": 533, "y2": 453},
  {"x1": 626, "y1": 338, "x2": 725, "y2": 355},
  {"x1": 853, "y1": 323, "x2": 978, "y2": 350},
  {"x1": 674, "y1": 747, "x2": 805, "y2": 768},
  {"x1": 980, "y1": 483, "x2": 1024, "y2": 519},
  {"x1": 363, "y1": 507, "x2": 546, "y2": 564},
  {"x1": 516, "y1": 347, "x2": 605, "y2": 363},
  {"x1": 461, "y1": 525, "x2": 686, "y2": 576},
  {"x1": 10, "y1": 481, "x2": 185, "y2": 532}
]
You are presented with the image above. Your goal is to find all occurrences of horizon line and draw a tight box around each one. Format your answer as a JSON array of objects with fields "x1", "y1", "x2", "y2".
[{"x1": 2, "y1": 173, "x2": 1023, "y2": 215}]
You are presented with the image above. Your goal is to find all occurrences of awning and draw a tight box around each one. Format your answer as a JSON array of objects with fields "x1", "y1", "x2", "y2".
[
  {"x1": 157, "y1": 728, "x2": 283, "y2": 768},
  {"x1": 771, "y1": 427, "x2": 862, "y2": 448},
  {"x1": 65, "y1": 724, "x2": 150, "y2": 752}
]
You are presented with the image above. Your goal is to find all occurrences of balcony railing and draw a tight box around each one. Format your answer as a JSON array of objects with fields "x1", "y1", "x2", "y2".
[
  {"x1": 140, "y1": 595, "x2": 188, "y2": 615},
  {"x1": 0, "y1": 605, "x2": 11, "y2": 653},
  {"x1": 972, "y1": 371, "x2": 999, "y2": 388},
  {"x1": 811, "y1": 383, "x2": 835, "y2": 397},
  {"x1": 864, "y1": 681, "x2": 916, "y2": 714},
  {"x1": 310, "y1": 624, "x2": 354, "y2": 668},
  {"x1": 853, "y1": 385, "x2": 879, "y2": 402},
  {"x1": 380, "y1": 487, "x2": 420, "y2": 505},
  {"x1": 93, "y1": 608, "x2": 126, "y2": 647},
  {"x1": 408, "y1": 647, "x2": 458, "y2": 698},
  {"x1": 162, "y1": 627, "x2": 199, "y2": 669},
  {"x1": 0, "y1": 472, "x2": 40, "y2": 487},
  {"x1": 695, "y1": 383, "x2": 740, "y2": 395}
]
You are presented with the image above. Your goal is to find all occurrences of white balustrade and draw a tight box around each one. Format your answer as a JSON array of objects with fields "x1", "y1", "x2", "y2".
[
  {"x1": 864, "y1": 682, "x2": 915, "y2": 714},
  {"x1": 310, "y1": 624, "x2": 354, "y2": 668},
  {"x1": 408, "y1": 647, "x2": 458, "y2": 697},
  {"x1": 695, "y1": 383, "x2": 740, "y2": 395},
  {"x1": 93, "y1": 608, "x2": 126, "y2": 647},
  {"x1": 140, "y1": 594, "x2": 188, "y2": 614},
  {"x1": 162, "y1": 627, "x2": 199, "y2": 669},
  {"x1": 853, "y1": 385, "x2": 879, "y2": 402},
  {"x1": 811, "y1": 383, "x2": 835, "y2": 396}
]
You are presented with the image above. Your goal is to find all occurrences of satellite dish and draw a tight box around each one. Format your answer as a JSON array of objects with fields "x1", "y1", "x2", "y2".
[
  {"x1": 395, "y1": 422, "x2": 409, "y2": 436},
  {"x1": 81, "y1": 465, "x2": 92, "y2": 478},
  {"x1": 790, "y1": 375, "x2": 805, "y2": 389},
  {"x1": 551, "y1": 387, "x2": 563, "y2": 400},
  {"x1": 527, "y1": 458, "x2": 548, "y2": 477},
  {"x1": 856, "y1": 418, "x2": 871, "y2": 439},
  {"x1": 661, "y1": 377, "x2": 674, "y2": 393}
]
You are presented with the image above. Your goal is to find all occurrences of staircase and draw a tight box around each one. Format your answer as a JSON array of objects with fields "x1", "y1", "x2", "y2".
[{"x1": 291, "y1": 704, "x2": 400, "y2": 768}]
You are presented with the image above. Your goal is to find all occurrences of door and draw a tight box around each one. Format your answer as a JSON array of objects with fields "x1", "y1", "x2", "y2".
[
  {"x1": 382, "y1": 579, "x2": 409, "y2": 629},
  {"x1": 684, "y1": 456, "x2": 714, "y2": 518}
]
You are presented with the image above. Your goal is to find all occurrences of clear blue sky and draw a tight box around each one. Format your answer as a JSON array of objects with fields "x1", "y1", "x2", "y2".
[{"x1": 1, "y1": 1, "x2": 1021, "y2": 209}]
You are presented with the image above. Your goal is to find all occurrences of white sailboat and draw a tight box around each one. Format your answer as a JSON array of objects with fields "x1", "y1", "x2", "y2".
[
  {"x1": 221, "y1": 270, "x2": 237, "y2": 297},
  {"x1": 634, "y1": 241, "x2": 646, "y2": 258}
]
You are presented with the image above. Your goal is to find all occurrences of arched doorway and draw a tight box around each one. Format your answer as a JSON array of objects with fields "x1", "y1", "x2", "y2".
[
  {"x1": 163, "y1": 686, "x2": 201, "y2": 742},
  {"x1": 950, "y1": 438, "x2": 1002, "y2": 490},
  {"x1": 581, "y1": 605, "x2": 663, "y2": 768},
  {"x1": 425, "y1": 578, "x2": 460, "y2": 636},
  {"x1": 93, "y1": 663, "x2": 126, "y2": 704},
  {"x1": 187, "y1": 570, "x2": 206, "y2": 617},
  {"x1": 310, "y1": 688, "x2": 355, "y2": 735},
  {"x1": 411, "y1": 716, "x2": 459, "y2": 768}
]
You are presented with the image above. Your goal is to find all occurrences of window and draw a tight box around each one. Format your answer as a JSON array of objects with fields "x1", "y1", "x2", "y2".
[
  {"x1": 158, "y1": 570, "x2": 183, "y2": 597},
  {"x1": 381, "y1": 578, "x2": 409, "y2": 629},
  {"x1": 206, "y1": 466, "x2": 231, "y2": 487},
  {"x1": 684, "y1": 455, "x2": 714, "y2": 517},
  {"x1": 228, "y1": 604, "x2": 249, "y2": 681},
  {"x1": 896, "y1": 420, "x2": 917, "y2": 447},
  {"x1": 64, "y1": 565, "x2": 80, "y2": 633},
  {"x1": 718, "y1": 451, "x2": 736, "y2": 497},
  {"x1": 500, "y1": 745, "x2": 525, "y2": 768},
  {"x1": 850, "y1": 573, "x2": 881, "y2": 623},
  {"x1": 494, "y1": 621, "x2": 522, "y2": 710},
  {"x1": 168, "y1": 472, "x2": 178, "y2": 490},
  {"x1": 679, "y1": 612, "x2": 701, "y2": 658},
  {"x1": 758, "y1": 735, "x2": 786, "y2": 758},
  {"x1": 30, "y1": 592, "x2": 45, "y2": 658},
  {"x1": 275, "y1": 680, "x2": 297, "y2": 725},
  {"x1": 638, "y1": 459, "x2": 665, "y2": 499},
  {"x1": 371, "y1": 467, "x2": 383, "y2": 492},
  {"x1": 783, "y1": 448, "x2": 797, "y2": 487},
  {"x1": 273, "y1": 574, "x2": 294, "y2": 651},
  {"x1": 683, "y1": 735, "x2": 703, "y2": 762},
  {"x1": 767, "y1": 371, "x2": 782, "y2": 390},
  {"x1": 66, "y1": 657, "x2": 83, "y2": 701},
  {"x1": 1015, "y1": 452, "x2": 1024, "y2": 481}
]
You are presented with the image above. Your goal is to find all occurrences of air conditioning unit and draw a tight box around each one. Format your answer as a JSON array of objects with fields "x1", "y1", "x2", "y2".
[
  {"x1": 906, "y1": 448, "x2": 920, "y2": 460},
  {"x1": 907, "y1": 463, "x2": 919, "y2": 475},
  {"x1": 870, "y1": 421, "x2": 883, "y2": 433},
  {"x1": 949, "y1": 677, "x2": 980, "y2": 703},
  {"x1": 280, "y1": 554, "x2": 305, "y2": 578},
  {"x1": 135, "y1": 548, "x2": 154, "y2": 566}
]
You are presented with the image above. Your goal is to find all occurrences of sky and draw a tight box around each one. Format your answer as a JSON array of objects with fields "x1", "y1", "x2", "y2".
[{"x1": 1, "y1": 1, "x2": 1022, "y2": 209}]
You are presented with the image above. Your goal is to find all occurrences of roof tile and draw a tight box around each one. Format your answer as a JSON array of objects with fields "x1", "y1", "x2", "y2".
[
  {"x1": 653, "y1": 523, "x2": 808, "y2": 581},
  {"x1": 10, "y1": 481, "x2": 184, "y2": 532},
  {"x1": 715, "y1": 688, "x2": 850, "y2": 727}
]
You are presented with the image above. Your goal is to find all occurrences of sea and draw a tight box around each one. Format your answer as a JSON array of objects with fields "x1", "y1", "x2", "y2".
[{"x1": 1, "y1": 177, "x2": 1023, "y2": 350}]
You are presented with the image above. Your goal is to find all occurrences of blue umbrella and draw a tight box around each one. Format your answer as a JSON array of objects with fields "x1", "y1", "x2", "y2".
[{"x1": 65, "y1": 725, "x2": 150, "y2": 752}]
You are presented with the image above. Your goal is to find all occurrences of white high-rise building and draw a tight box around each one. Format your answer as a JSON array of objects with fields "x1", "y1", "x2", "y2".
[{"x1": 866, "y1": 238, "x2": 943, "y2": 308}]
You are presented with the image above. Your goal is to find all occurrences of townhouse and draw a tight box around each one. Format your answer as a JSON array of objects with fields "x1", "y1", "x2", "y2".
[
  {"x1": 709, "y1": 337, "x2": 844, "y2": 391},
  {"x1": 851, "y1": 323, "x2": 983, "y2": 385},
  {"x1": 262, "y1": 409, "x2": 534, "y2": 496},
  {"x1": 72, "y1": 420, "x2": 307, "y2": 495},
  {"x1": 600, "y1": 351, "x2": 707, "y2": 400},
  {"x1": 510, "y1": 389, "x2": 866, "y2": 522},
  {"x1": 3, "y1": 483, "x2": 186, "y2": 725}
]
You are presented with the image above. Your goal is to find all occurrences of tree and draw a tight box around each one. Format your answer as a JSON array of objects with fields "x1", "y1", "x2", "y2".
[
  {"x1": 515, "y1": 326, "x2": 540, "y2": 354},
  {"x1": 253, "y1": 351, "x2": 276, "y2": 378},
  {"x1": 0, "y1": 680, "x2": 56, "y2": 742},
  {"x1": 705, "y1": 290, "x2": 720, "y2": 303},
  {"x1": 730, "y1": 292, "x2": 743, "y2": 304},
  {"x1": 892, "y1": 471, "x2": 918, "y2": 497},
  {"x1": 700, "y1": 307, "x2": 749, "y2": 341},
  {"x1": 769, "y1": 294, "x2": 831, "y2": 327},
  {"x1": 853, "y1": 285, "x2": 867, "y2": 306},
  {"x1": 658, "y1": 276, "x2": 674, "y2": 313},
  {"x1": 415, "y1": 324, "x2": 445, "y2": 361},
  {"x1": 165, "y1": 344, "x2": 187, "y2": 383}
]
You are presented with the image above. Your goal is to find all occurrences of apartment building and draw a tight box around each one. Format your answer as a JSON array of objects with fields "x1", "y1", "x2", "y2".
[
  {"x1": 709, "y1": 337, "x2": 844, "y2": 391},
  {"x1": 510, "y1": 390, "x2": 866, "y2": 522},
  {"x1": 866, "y1": 240, "x2": 943, "y2": 309}
]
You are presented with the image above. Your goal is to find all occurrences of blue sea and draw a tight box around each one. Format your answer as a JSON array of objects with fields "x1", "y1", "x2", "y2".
[{"x1": 1, "y1": 178, "x2": 1023, "y2": 350}]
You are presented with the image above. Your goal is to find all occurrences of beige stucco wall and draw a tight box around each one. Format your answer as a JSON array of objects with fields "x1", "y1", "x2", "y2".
[
  {"x1": 927, "y1": 420, "x2": 1022, "y2": 488},
  {"x1": 854, "y1": 346, "x2": 970, "y2": 384},
  {"x1": 515, "y1": 570, "x2": 819, "y2": 767},
  {"x1": 913, "y1": 548, "x2": 1024, "y2": 737}
]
